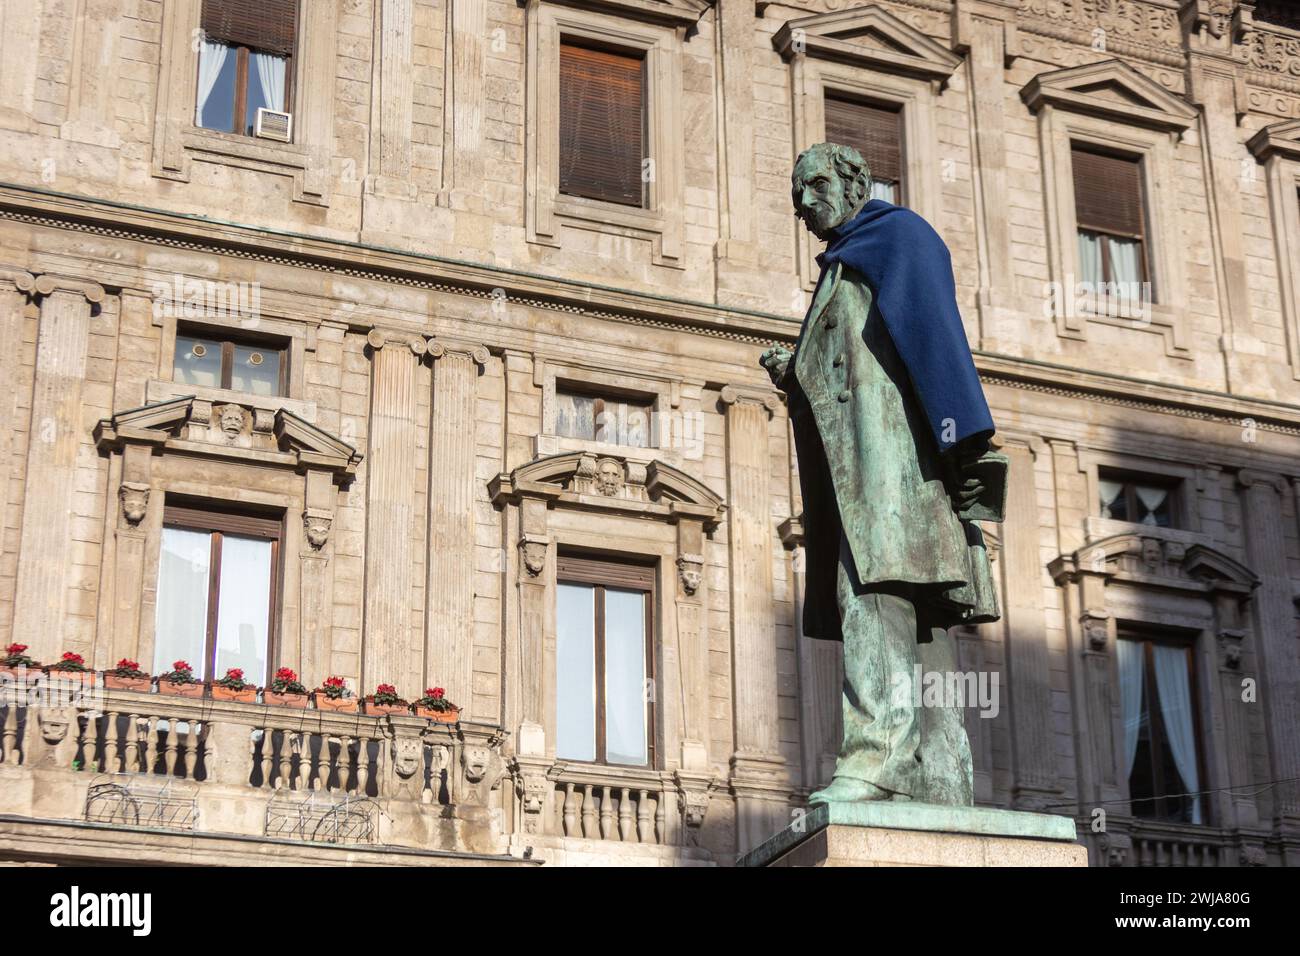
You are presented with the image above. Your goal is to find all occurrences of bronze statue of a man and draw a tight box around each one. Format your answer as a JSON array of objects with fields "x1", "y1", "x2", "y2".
[{"x1": 763, "y1": 143, "x2": 1004, "y2": 806}]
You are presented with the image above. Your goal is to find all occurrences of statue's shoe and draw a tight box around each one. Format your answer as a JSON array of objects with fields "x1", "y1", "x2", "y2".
[{"x1": 808, "y1": 777, "x2": 892, "y2": 804}]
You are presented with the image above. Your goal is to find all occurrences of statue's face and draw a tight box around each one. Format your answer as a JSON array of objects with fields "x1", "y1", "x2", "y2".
[{"x1": 792, "y1": 154, "x2": 860, "y2": 241}]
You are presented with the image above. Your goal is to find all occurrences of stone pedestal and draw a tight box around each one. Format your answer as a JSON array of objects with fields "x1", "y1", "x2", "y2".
[{"x1": 739, "y1": 802, "x2": 1088, "y2": 868}]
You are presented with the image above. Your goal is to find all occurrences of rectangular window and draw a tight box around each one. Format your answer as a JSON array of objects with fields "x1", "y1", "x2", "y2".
[
  {"x1": 824, "y1": 93, "x2": 904, "y2": 203},
  {"x1": 1072, "y1": 146, "x2": 1149, "y2": 302},
  {"x1": 555, "y1": 556, "x2": 654, "y2": 767},
  {"x1": 154, "y1": 502, "x2": 282, "y2": 683},
  {"x1": 558, "y1": 41, "x2": 646, "y2": 208},
  {"x1": 1117, "y1": 632, "x2": 1205, "y2": 825},
  {"x1": 196, "y1": 0, "x2": 297, "y2": 136},
  {"x1": 173, "y1": 329, "x2": 286, "y2": 397},
  {"x1": 555, "y1": 387, "x2": 652, "y2": 448},
  {"x1": 1098, "y1": 470, "x2": 1179, "y2": 528}
]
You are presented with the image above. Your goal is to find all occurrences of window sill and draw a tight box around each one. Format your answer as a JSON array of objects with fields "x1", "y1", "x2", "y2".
[
  {"x1": 182, "y1": 125, "x2": 307, "y2": 165},
  {"x1": 1084, "y1": 516, "x2": 1209, "y2": 547},
  {"x1": 146, "y1": 379, "x2": 317, "y2": 424}
]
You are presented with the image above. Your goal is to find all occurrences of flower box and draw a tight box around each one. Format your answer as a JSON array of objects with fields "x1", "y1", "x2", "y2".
[
  {"x1": 413, "y1": 705, "x2": 460, "y2": 723},
  {"x1": 0, "y1": 664, "x2": 40, "y2": 681},
  {"x1": 364, "y1": 697, "x2": 408, "y2": 716},
  {"x1": 43, "y1": 669, "x2": 97, "y2": 688},
  {"x1": 211, "y1": 684, "x2": 258, "y2": 703},
  {"x1": 266, "y1": 690, "x2": 309, "y2": 709},
  {"x1": 103, "y1": 674, "x2": 153, "y2": 692},
  {"x1": 158, "y1": 680, "x2": 203, "y2": 698},
  {"x1": 314, "y1": 694, "x2": 358, "y2": 713}
]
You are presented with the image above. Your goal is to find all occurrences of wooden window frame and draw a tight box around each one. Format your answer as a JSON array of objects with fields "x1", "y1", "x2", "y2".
[
  {"x1": 194, "y1": 40, "x2": 296, "y2": 138},
  {"x1": 1120, "y1": 629, "x2": 1209, "y2": 825},
  {"x1": 174, "y1": 326, "x2": 289, "y2": 397},
  {"x1": 823, "y1": 91, "x2": 905, "y2": 203},
  {"x1": 554, "y1": 385, "x2": 654, "y2": 448},
  {"x1": 162, "y1": 500, "x2": 284, "y2": 683},
  {"x1": 556, "y1": 553, "x2": 657, "y2": 769},
  {"x1": 1070, "y1": 144, "x2": 1152, "y2": 287},
  {"x1": 1098, "y1": 468, "x2": 1181, "y2": 529}
]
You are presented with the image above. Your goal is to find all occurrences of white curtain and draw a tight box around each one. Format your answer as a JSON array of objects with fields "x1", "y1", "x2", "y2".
[
  {"x1": 1135, "y1": 485, "x2": 1168, "y2": 526},
  {"x1": 155, "y1": 528, "x2": 212, "y2": 677},
  {"x1": 1109, "y1": 237, "x2": 1143, "y2": 309},
  {"x1": 871, "y1": 179, "x2": 897, "y2": 203},
  {"x1": 214, "y1": 535, "x2": 272, "y2": 685},
  {"x1": 1117, "y1": 638, "x2": 1145, "y2": 780},
  {"x1": 195, "y1": 40, "x2": 229, "y2": 127},
  {"x1": 1077, "y1": 230, "x2": 1104, "y2": 287},
  {"x1": 254, "y1": 52, "x2": 287, "y2": 113},
  {"x1": 1153, "y1": 645, "x2": 1203, "y2": 824},
  {"x1": 1099, "y1": 478, "x2": 1124, "y2": 519}
]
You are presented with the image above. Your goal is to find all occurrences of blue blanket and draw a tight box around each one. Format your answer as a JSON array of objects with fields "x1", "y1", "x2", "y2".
[{"x1": 817, "y1": 199, "x2": 994, "y2": 453}]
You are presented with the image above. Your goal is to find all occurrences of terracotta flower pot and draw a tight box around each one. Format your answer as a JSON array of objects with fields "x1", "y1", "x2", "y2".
[
  {"x1": 266, "y1": 690, "x2": 309, "y2": 709},
  {"x1": 0, "y1": 664, "x2": 41, "y2": 681},
  {"x1": 364, "y1": 697, "x2": 408, "y2": 716},
  {"x1": 211, "y1": 684, "x2": 257, "y2": 703},
  {"x1": 103, "y1": 674, "x2": 153, "y2": 692},
  {"x1": 314, "y1": 694, "x2": 358, "y2": 713},
  {"x1": 414, "y1": 705, "x2": 460, "y2": 723},
  {"x1": 158, "y1": 679, "x2": 203, "y2": 698},
  {"x1": 43, "y1": 668, "x2": 97, "y2": 687}
]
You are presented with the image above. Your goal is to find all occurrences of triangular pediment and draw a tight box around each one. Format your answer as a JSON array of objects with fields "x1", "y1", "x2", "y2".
[
  {"x1": 773, "y1": 5, "x2": 961, "y2": 86},
  {"x1": 1021, "y1": 59, "x2": 1197, "y2": 133},
  {"x1": 544, "y1": 0, "x2": 710, "y2": 28},
  {"x1": 1247, "y1": 117, "x2": 1300, "y2": 162}
]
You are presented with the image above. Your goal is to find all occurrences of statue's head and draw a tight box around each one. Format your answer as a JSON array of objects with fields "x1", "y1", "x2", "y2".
[{"x1": 792, "y1": 143, "x2": 873, "y2": 241}]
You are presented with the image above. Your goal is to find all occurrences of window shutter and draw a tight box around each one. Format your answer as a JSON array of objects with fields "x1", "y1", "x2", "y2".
[
  {"x1": 1072, "y1": 147, "x2": 1145, "y2": 238},
  {"x1": 201, "y1": 0, "x2": 298, "y2": 57},
  {"x1": 559, "y1": 43, "x2": 646, "y2": 208},
  {"x1": 824, "y1": 94, "x2": 903, "y2": 186}
]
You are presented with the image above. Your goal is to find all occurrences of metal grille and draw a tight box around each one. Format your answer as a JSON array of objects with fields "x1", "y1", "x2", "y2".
[
  {"x1": 264, "y1": 790, "x2": 378, "y2": 845},
  {"x1": 83, "y1": 775, "x2": 199, "y2": 832}
]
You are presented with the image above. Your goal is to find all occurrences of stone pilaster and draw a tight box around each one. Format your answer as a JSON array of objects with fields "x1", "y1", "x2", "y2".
[
  {"x1": 720, "y1": 384, "x2": 787, "y2": 853},
  {"x1": 362, "y1": 328, "x2": 426, "y2": 695},
  {"x1": 1237, "y1": 469, "x2": 1300, "y2": 824},
  {"x1": 299, "y1": 467, "x2": 338, "y2": 683},
  {"x1": 673, "y1": 512, "x2": 710, "y2": 771},
  {"x1": 11, "y1": 276, "x2": 105, "y2": 661},
  {"x1": 367, "y1": 0, "x2": 418, "y2": 198},
  {"x1": 441, "y1": 0, "x2": 488, "y2": 203},
  {"x1": 714, "y1": 0, "x2": 757, "y2": 266},
  {"x1": 425, "y1": 340, "x2": 488, "y2": 711},
  {"x1": 61, "y1": 0, "x2": 123, "y2": 147},
  {"x1": 998, "y1": 438, "x2": 1061, "y2": 808},
  {"x1": 0, "y1": 0, "x2": 44, "y2": 131},
  {"x1": 0, "y1": 267, "x2": 35, "y2": 622}
]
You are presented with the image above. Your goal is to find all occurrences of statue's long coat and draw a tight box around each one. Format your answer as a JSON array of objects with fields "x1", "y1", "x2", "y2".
[{"x1": 784, "y1": 202, "x2": 999, "y2": 641}]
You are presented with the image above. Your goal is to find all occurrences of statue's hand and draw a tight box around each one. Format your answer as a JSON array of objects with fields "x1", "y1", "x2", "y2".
[
  {"x1": 951, "y1": 437, "x2": 989, "y2": 516},
  {"x1": 760, "y1": 345, "x2": 794, "y2": 388}
]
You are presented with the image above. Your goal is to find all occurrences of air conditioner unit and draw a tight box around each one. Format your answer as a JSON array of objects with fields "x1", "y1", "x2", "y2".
[{"x1": 254, "y1": 108, "x2": 293, "y2": 143}]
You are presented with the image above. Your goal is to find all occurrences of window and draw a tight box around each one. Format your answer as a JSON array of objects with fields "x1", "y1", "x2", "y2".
[
  {"x1": 173, "y1": 329, "x2": 286, "y2": 397},
  {"x1": 196, "y1": 0, "x2": 297, "y2": 136},
  {"x1": 824, "y1": 93, "x2": 903, "y2": 203},
  {"x1": 1072, "y1": 146, "x2": 1148, "y2": 303},
  {"x1": 154, "y1": 502, "x2": 282, "y2": 683},
  {"x1": 555, "y1": 387, "x2": 652, "y2": 448},
  {"x1": 558, "y1": 41, "x2": 646, "y2": 208},
  {"x1": 1098, "y1": 470, "x2": 1179, "y2": 528},
  {"x1": 555, "y1": 556, "x2": 655, "y2": 766},
  {"x1": 1118, "y1": 632, "x2": 1205, "y2": 824}
]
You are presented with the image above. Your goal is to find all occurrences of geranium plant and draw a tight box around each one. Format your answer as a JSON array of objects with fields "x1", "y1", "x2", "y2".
[
  {"x1": 414, "y1": 687, "x2": 455, "y2": 712},
  {"x1": 214, "y1": 667, "x2": 251, "y2": 691},
  {"x1": 108, "y1": 658, "x2": 148, "y2": 679},
  {"x1": 1, "y1": 643, "x2": 37, "y2": 668},
  {"x1": 318, "y1": 675, "x2": 351, "y2": 700},
  {"x1": 160, "y1": 660, "x2": 197, "y2": 684},
  {"x1": 47, "y1": 651, "x2": 90, "y2": 673},
  {"x1": 270, "y1": 667, "x2": 307, "y2": 696}
]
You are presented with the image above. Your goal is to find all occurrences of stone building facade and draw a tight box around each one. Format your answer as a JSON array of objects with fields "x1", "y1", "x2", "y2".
[{"x1": 0, "y1": 0, "x2": 1298, "y2": 867}]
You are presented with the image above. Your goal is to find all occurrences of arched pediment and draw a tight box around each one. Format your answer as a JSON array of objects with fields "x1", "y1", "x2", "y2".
[
  {"x1": 490, "y1": 451, "x2": 723, "y2": 526},
  {"x1": 1247, "y1": 117, "x2": 1300, "y2": 163},
  {"x1": 1020, "y1": 59, "x2": 1197, "y2": 134},
  {"x1": 1056, "y1": 532, "x2": 1257, "y2": 598}
]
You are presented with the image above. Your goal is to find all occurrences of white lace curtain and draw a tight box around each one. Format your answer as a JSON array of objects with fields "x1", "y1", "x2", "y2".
[
  {"x1": 1153, "y1": 645, "x2": 1203, "y2": 824},
  {"x1": 254, "y1": 51, "x2": 287, "y2": 113},
  {"x1": 195, "y1": 39, "x2": 229, "y2": 127},
  {"x1": 1099, "y1": 478, "x2": 1124, "y2": 519},
  {"x1": 1117, "y1": 638, "x2": 1144, "y2": 780},
  {"x1": 1135, "y1": 484, "x2": 1168, "y2": 526}
]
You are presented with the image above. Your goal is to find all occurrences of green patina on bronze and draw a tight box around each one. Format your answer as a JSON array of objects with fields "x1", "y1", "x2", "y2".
[{"x1": 763, "y1": 143, "x2": 1004, "y2": 808}]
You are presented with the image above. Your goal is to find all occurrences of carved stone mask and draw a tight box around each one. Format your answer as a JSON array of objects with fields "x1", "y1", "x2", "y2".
[
  {"x1": 596, "y1": 459, "x2": 624, "y2": 496},
  {"x1": 462, "y1": 744, "x2": 492, "y2": 783},
  {"x1": 38, "y1": 708, "x2": 71, "y2": 745},
  {"x1": 303, "y1": 510, "x2": 331, "y2": 550},
  {"x1": 677, "y1": 556, "x2": 702, "y2": 596},
  {"x1": 219, "y1": 404, "x2": 246, "y2": 439},
  {"x1": 119, "y1": 482, "x2": 150, "y2": 525},
  {"x1": 392, "y1": 737, "x2": 422, "y2": 779}
]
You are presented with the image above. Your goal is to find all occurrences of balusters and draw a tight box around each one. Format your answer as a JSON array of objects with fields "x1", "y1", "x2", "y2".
[
  {"x1": 137, "y1": 716, "x2": 155, "y2": 773},
  {"x1": 182, "y1": 722, "x2": 199, "y2": 779},
  {"x1": 563, "y1": 782, "x2": 577, "y2": 836},
  {"x1": 163, "y1": 719, "x2": 180, "y2": 777},
  {"x1": 618, "y1": 787, "x2": 634, "y2": 841},
  {"x1": 277, "y1": 730, "x2": 292, "y2": 789},
  {"x1": 259, "y1": 731, "x2": 273, "y2": 787},
  {"x1": 637, "y1": 789, "x2": 652, "y2": 843},
  {"x1": 0, "y1": 706, "x2": 16, "y2": 764},
  {"x1": 656, "y1": 787, "x2": 668, "y2": 846},
  {"x1": 599, "y1": 786, "x2": 614, "y2": 839},
  {"x1": 102, "y1": 711, "x2": 119, "y2": 773},
  {"x1": 342, "y1": 735, "x2": 357, "y2": 792},
  {"x1": 582, "y1": 784, "x2": 596, "y2": 838},
  {"x1": 357, "y1": 736, "x2": 372, "y2": 794}
]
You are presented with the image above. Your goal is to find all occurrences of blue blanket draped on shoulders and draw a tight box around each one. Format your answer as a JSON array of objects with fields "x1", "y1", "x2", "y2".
[{"x1": 817, "y1": 199, "x2": 994, "y2": 453}]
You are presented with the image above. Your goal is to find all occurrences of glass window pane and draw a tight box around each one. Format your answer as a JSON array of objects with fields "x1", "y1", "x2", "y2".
[
  {"x1": 214, "y1": 534, "x2": 273, "y2": 684},
  {"x1": 604, "y1": 588, "x2": 648, "y2": 766},
  {"x1": 556, "y1": 392, "x2": 596, "y2": 440},
  {"x1": 556, "y1": 583, "x2": 597, "y2": 762},
  {"x1": 173, "y1": 335, "x2": 223, "y2": 389},
  {"x1": 196, "y1": 41, "x2": 237, "y2": 132},
  {"x1": 230, "y1": 343, "x2": 281, "y2": 396},
  {"x1": 245, "y1": 51, "x2": 288, "y2": 133},
  {"x1": 155, "y1": 527, "x2": 212, "y2": 678}
]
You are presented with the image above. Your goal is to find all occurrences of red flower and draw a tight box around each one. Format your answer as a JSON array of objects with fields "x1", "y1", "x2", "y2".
[
  {"x1": 225, "y1": 668, "x2": 244, "y2": 681},
  {"x1": 425, "y1": 687, "x2": 445, "y2": 699},
  {"x1": 376, "y1": 683, "x2": 396, "y2": 696},
  {"x1": 62, "y1": 652, "x2": 85, "y2": 665},
  {"x1": 6, "y1": 644, "x2": 27, "y2": 655},
  {"x1": 324, "y1": 676, "x2": 345, "y2": 688},
  {"x1": 275, "y1": 667, "x2": 298, "y2": 682},
  {"x1": 172, "y1": 660, "x2": 193, "y2": 673},
  {"x1": 116, "y1": 658, "x2": 140, "y2": 672}
]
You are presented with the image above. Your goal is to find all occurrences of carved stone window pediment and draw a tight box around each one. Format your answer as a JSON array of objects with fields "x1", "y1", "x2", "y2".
[{"x1": 1020, "y1": 59, "x2": 1198, "y2": 137}]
